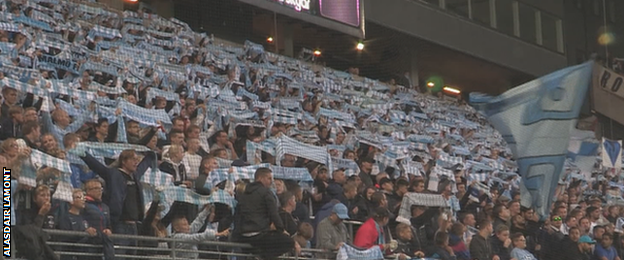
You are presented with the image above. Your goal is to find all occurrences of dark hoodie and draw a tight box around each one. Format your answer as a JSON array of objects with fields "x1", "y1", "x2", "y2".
[{"x1": 234, "y1": 181, "x2": 284, "y2": 236}]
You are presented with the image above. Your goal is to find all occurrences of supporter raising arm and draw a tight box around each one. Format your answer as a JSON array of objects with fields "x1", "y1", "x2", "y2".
[
  {"x1": 75, "y1": 148, "x2": 157, "y2": 259},
  {"x1": 42, "y1": 102, "x2": 95, "y2": 149},
  {"x1": 171, "y1": 204, "x2": 230, "y2": 259}
]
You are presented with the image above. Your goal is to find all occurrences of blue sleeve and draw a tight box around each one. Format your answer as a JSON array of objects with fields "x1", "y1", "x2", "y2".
[
  {"x1": 80, "y1": 169, "x2": 97, "y2": 183},
  {"x1": 65, "y1": 111, "x2": 91, "y2": 133},
  {"x1": 136, "y1": 151, "x2": 157, "y2": 178}
]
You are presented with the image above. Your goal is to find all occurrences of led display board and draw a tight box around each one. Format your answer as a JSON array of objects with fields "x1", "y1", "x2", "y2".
[{"x1": 238, "y1": 0, "x2": 365, "y2": 38}]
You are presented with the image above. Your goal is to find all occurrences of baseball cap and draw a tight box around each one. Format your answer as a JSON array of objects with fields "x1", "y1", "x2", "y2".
[
  {"x1": 578, "y1": 235, "x2": 596, "y2": 244},
  {"x1": 332, "y1": 203, "x2": 349, "y2": 220}
]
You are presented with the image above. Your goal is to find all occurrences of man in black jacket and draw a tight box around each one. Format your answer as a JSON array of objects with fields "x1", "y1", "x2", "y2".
[
  {"x1": 78, "y1": 149, "x2": 156, "y2": 259},
  {"x1": 470, "y1": 219, "x2": 496, "y2": 260},
  {"x1": 233, "y1": 167, "x2": 295, "y2": 260}
]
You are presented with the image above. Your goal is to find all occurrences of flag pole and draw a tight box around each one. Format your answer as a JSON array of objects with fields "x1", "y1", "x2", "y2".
[{"x1": 603, "y1": 0, "x2": 610, "y2": 65}]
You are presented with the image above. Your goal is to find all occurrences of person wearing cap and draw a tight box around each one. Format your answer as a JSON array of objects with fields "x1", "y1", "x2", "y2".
[
  {"x1": 315, "y1": 203, "x2": 351, "y2": 251},
  {"x1": 561, "y1": 235, "x2": 595, "y2": 260}
]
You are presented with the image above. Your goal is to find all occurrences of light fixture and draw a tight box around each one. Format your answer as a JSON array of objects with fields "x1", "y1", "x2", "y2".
[
  {"x1": 266, "y1": 36, "x2": 274, "y2": 43},
  {"x1": 443, "y1": 86, "x2": 461, "y2": 94},
  {"x1": 313, "y1": 50, "x2": 322, "y2": 56},
  {"x1": 125, "y1": 0, "x2": 138, "y2": 3},
  {"x1": 356, "y1": 42, "x2": 364, "y2": 51},
  {"x1": 427, "y1": 82, "x2": 435, "y2": 88}
]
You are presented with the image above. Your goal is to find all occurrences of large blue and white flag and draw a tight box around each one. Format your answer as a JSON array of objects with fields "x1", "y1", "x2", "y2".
[
  {"x1": 567, "y1": 128, "x2": 600, "y2": 161},
  {"x1": 469, "y1": 61, "x2": 594, "y2": 220}
]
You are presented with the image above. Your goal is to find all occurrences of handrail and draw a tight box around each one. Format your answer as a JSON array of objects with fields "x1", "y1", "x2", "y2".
[
  {"x1": 42, "y1": 229, "x2": 336, "y2": 260},
  {"x1": 308, "y1": 216, "x2": 364, "y2": 239}
]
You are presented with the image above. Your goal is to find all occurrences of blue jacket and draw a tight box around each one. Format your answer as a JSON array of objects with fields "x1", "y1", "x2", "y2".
[
  {"x1": 81, "y1": 152, "x2": 156, "y2": 225},
  {"x1": 83, "y1": 197, "x2": 111, "y2": 231}
]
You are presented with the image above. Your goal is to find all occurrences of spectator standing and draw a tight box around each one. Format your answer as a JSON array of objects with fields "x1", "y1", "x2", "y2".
[
  {"x1": 278, "y1": 191, "x2": 299, "y2": 236},
  {"x1": 195, "y1": 155, "x2": 218, "y2": 195},
  {"x1": 333, "y1": 183, "x2": 359, "y2": 219},
  {"x1": 14, "y1": 185, "x2": 59, "y2": 260},
  {"x1": 171, "y1": 205, "x2": 230, "y2": 259},
  {"x1": 233, "y1": 167, "x2": 295, "y2": 260},
  {"x1": 357, "y1": 157, "x2": 375, "y2": 188},
  {"x1": 78, "y1": 149, "x2": 157, "y2": 259},
  {"x1": 183, "y1": 138, "x2": 203, "y2": 180},
  {"x1": 17, "y1": 185, "x2": 54, "y2": 228},
  {"x1": 0, "y1": 105, "x2": 23, "y2": 140},
  {"x1": 58, "y1": 189, "x2": 114, "y2": 260},
  {"x1": 210, "y1": 130, "x2": 238, "y2": 160}
]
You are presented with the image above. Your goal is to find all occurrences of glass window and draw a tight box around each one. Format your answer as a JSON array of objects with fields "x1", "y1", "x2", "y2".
[
  {"x1": 518, "y1": 3, "x2": 537, "y2": 44},
  {"x1": 422, "y1": 0, "x2": 441, "y2": 8},
  {"x1": 495, "y1": 0, "x2": 514, "y2": 35},
  {"x1": 608, "y1": 0, "x2": 616, "y2": 23},
  {"x1": 593, "y1": 0, "x2": 601, "y2": 16},
  {"x1": 541, "y1": 13, "x2": 559, "y2": 52},
  {"x1": 472, "y1": 0, "x2": 492, "y2": 26},
  {"x1": 445, "y1": 0, "x2": 470, "y2": 18}
]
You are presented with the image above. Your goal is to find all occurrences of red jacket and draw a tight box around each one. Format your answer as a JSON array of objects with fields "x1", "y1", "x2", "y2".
[{"x1": 354, "y1": 218, "x2": 385, "y2": 250}]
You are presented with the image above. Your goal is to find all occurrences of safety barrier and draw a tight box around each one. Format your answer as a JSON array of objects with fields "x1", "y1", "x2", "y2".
[
  {"x1": 41, "y1": 229, "x2": 337, "y2": 260},
  {"x1": 308, "y1": 216, "x2": 364, "y2": 239}
]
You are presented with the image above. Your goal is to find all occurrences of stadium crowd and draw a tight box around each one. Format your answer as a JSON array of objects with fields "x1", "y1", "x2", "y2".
[{"x1": 0, "y1": 0, "x2": 623, "y2": 260}]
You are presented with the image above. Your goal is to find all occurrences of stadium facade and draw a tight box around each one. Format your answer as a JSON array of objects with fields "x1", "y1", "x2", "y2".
[{"x1": 117, "y1": 0, "x2": 624, "y2": 95}]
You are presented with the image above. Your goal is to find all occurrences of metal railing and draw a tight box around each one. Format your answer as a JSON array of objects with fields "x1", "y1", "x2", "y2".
[
  {"x1": 308, "y1": 216, "x2": 364, "y2": 239},
  {"x1": 41, "y1": 229, "x2": 337, "y2": 260}
]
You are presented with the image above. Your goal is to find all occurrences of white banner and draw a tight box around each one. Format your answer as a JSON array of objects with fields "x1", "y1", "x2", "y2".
[{"x1": 596, "y1": 66, "x2": 624, "y2": 99}]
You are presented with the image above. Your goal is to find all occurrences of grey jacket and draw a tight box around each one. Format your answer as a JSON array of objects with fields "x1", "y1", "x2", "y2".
[
  {"x1": 171, "y1": 207, "x2": 216, "y2": 259},
  {"x1": 315, "y1": 217, "x2": 351, "y2": 250}
]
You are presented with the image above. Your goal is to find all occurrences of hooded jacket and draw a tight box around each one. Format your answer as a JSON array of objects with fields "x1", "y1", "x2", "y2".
[
  {"x1": 234, "y1": 181, "x2": 284, "y2": 235},
  {"x1": 159, "y1": 158, "x2": 187, "y2": 186}
]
